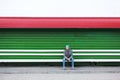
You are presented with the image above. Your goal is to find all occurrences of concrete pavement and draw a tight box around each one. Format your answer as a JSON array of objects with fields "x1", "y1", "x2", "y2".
[{"x1": 0, "y1": 66, "x2": 120, "y2": 80}]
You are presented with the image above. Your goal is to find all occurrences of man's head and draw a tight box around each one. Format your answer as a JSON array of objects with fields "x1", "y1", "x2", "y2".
[{"x1": 66, "y1": 45, "x2": 70, "y2": 50}]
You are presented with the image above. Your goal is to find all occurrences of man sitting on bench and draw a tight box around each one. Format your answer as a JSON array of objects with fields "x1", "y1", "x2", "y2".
[{"x1": 63, "y1": 45, "x2": 74, "y2": 70}]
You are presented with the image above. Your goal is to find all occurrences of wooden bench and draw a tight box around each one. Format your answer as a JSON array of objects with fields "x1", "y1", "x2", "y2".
[{"x1": 0, "y1": 50, "x2": 120, "y2": 62}]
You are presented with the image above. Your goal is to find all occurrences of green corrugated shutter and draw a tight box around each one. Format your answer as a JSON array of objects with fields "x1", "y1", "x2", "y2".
[
  {"x1": 0, "y1": 29, "x2": 120, "y2": 60},
  {"x1": 0, "y1": 29, "x2": 120, "y2": 49}
]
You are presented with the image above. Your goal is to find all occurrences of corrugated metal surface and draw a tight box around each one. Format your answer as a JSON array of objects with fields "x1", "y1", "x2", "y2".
[{"x1": 0, "y1": 29, "x2": 120, "y2": 59}]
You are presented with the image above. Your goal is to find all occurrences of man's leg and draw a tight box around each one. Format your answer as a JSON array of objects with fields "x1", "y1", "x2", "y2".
[
  {"x1": 63, "y1": 57, "x2": 66, "y2": 69},
  {"x1": 71, "y1": 57, "x2": 74, "y2": 69}
]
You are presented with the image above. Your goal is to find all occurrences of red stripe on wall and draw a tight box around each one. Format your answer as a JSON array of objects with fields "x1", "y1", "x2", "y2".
[{"x1": 0, "y1": 17, "x2": 120, "y2": 28}]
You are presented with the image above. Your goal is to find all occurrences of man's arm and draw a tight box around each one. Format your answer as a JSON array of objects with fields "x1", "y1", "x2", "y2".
[
  {"x1": 64, "y1": 55, "x2": 68, "y2": 60},
  {"x1": 64, "y1": 51, "x2": 68, "y2": 60},
  {"x1": 68, "y1": 50, "x2": 73, "y2": 60}
]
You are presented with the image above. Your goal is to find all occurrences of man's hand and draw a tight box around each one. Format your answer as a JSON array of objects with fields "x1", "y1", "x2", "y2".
[
  {"x1": 65, "y1": 56, "x2": 71, "y2": 62},
  {"x1": 65, "y1": 58, "x2": 69, "y2": 62},
  {"x1": 67, "y1": 58, "x2": 70, "y2": 62}
]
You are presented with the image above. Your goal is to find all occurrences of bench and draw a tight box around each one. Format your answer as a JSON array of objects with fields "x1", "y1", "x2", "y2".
[{"x1": 0, "y1": 50, "x2": 120, "y2": 62}]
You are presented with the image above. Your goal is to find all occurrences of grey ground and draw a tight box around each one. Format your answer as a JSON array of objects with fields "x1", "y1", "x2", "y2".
[{"x1": 0, "y1": 66, "x2": 120, "y2": 80}]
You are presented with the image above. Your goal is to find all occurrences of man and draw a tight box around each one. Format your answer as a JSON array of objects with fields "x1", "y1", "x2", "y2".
[{"x1": 63, "y1": 45, "x2": 74, "y2": 70}]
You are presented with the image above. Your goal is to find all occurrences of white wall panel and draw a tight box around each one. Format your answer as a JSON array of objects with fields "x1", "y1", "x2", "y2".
[{"x1": 0, "y1": 0, "x2": 120, "y2": 17}]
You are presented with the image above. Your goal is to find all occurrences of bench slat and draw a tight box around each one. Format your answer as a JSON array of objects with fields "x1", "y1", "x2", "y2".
[
  {"x1": 0, "y1": 50, "x2": 120, "y2": 52},
  {"x1": 0, "y1": 59, "x2": 120, "y2": 62},
  {"x1": 0, "y1": 53, "x2": 120, "y2": 56}
]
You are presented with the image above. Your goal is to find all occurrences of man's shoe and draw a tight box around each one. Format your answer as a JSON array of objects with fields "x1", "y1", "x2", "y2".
[
  {"x1": 72, "y1": 67, "x2": 74, "y2": 70},
  {"x1": 63, "y1": 67, "x2": 66, "y2": 70}
]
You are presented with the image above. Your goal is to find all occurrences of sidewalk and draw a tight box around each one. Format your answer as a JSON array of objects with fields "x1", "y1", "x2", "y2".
[{"x1": 0, "y1": 66, "x2": 120, "y2": 80}]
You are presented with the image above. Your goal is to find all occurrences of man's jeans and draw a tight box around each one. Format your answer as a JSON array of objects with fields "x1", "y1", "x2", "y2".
[{"x1": 63, "y1": 57, "x2": 74, "y2": 69}]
